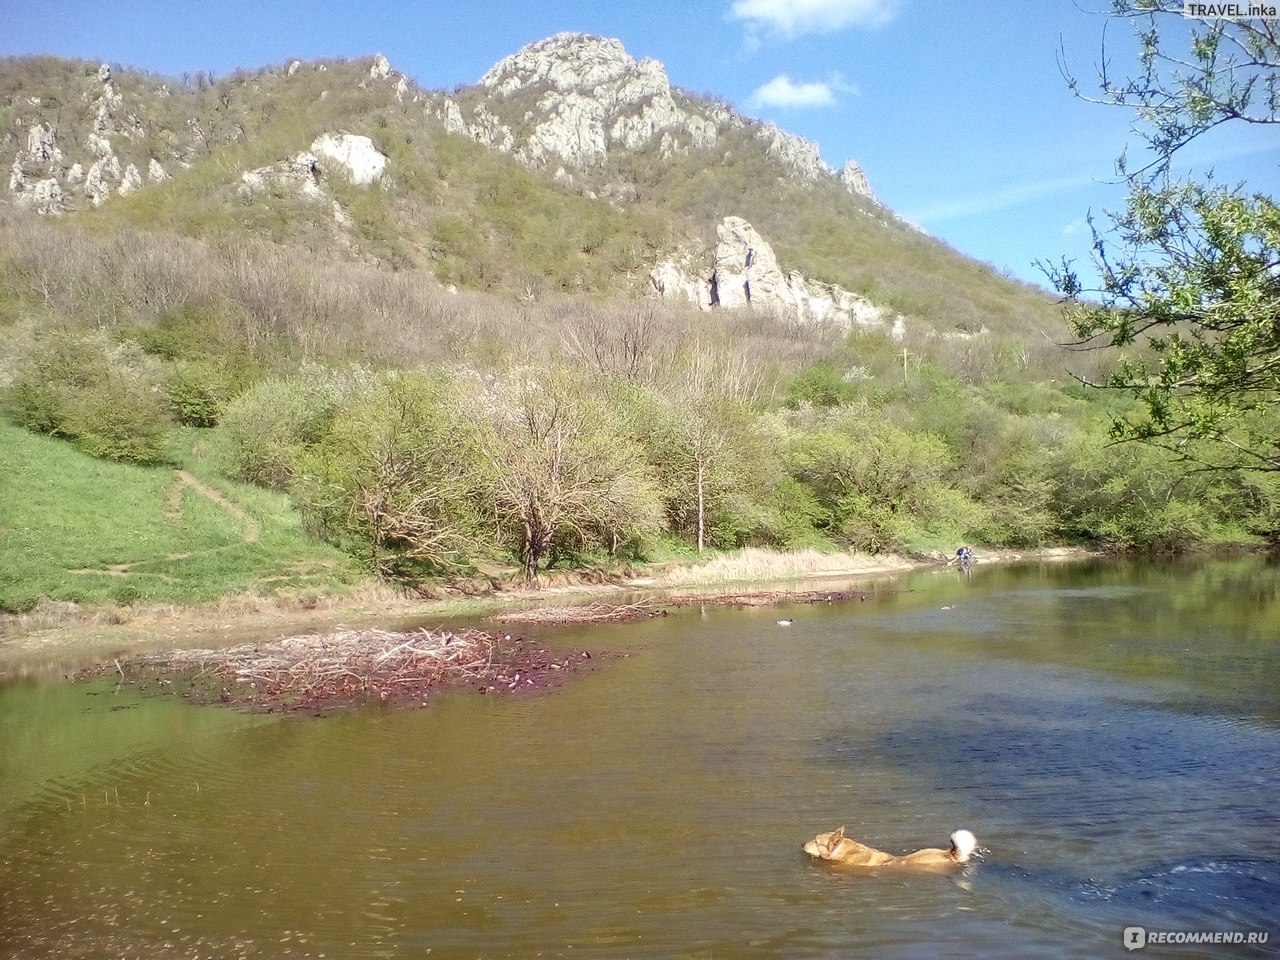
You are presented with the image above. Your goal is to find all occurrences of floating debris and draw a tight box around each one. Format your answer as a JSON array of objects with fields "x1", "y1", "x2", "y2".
[{"x1": 78, "y1": 627, "x2": 604, "y2": 713}]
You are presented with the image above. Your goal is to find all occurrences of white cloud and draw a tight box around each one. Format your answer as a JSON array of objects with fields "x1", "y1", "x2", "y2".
[
  {"x1": 907, "y1": 174, "x2": 1099, "y2": 224},
  {"x1": 1060, "y1": 217, "x2": 1091, "y2": 237},
  {"x1": 730, "y1": 0, "x2": 901, "y2": 38},
  {"x1": 749, "y1": 73, "x2": 855, "y2": 108}
]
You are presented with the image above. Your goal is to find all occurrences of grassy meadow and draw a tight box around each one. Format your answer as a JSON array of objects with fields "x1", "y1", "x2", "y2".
[{"x1": 0, "y1": 419, "x2": 361, "y2": 613}]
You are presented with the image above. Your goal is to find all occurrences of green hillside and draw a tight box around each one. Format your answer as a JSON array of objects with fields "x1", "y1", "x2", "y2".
[
  {"x1": 0, "y1": 419, "x2": 360, "y2": 613},
  {"x1": 0, "y1": 52, "x2": 1060, "y2": 337}
]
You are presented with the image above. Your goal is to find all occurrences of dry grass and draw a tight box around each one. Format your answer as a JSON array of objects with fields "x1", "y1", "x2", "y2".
[{"x1": 651, "y1": 547, "x2": 920, "y2": 587}]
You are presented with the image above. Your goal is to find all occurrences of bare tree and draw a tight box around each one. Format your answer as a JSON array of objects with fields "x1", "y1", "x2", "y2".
[
  {"x1": 665, "y1": 345, "x2": 768, "y2": 553},
  {"x1": 561, "y1": 301, "x2": 675, "y2": 384},
  {"x1": 481, "y1": 368, "x2": 662, "y2": 580}
]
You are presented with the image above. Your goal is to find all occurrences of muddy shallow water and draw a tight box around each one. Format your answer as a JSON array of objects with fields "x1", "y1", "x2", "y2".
[{"x1": 2, "y1": 556, "x2": 1278, "y2": 958}]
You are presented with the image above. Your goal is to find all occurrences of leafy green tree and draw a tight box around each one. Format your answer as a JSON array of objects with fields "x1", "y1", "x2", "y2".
[
  {"x1": 631, "y1": 348, "x2": 785, "y2": 553},
  {"x1": 297, "y1": 372, "x2": 489, "y2": 581},
  {"x1": 1222, "y1": 469, "x2": 1280, "y2": 545},
  {"x1": 1048, "y1": 3, "x2": 1280, "y2": 471},
  {"x1": 786, "y1": 410, "x2": 987, "y2": 553},
  {"x1": 1049, "y1": 429, "x2": 1233, "y2": 550}
]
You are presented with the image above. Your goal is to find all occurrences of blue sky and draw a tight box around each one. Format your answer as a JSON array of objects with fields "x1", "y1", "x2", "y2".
[{"x1": 2, "y1": 0, "x2": 1277, "y2": 289}]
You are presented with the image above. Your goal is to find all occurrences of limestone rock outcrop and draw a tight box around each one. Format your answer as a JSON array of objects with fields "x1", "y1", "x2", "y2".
[
  {"x1": 239, "y1": 152, "x2": 325, "y2": 201},
  {"x1": 711, "y1": 216, "x2": 788, "y2": 310},
  {"x1": 91, "y1": 63, "x2": 124, "y2": 135},
  {"x1": 84, "y1": 134, "x2": 123, "y2": 206},
  {"x1": 650, "y1": 216, "x2": 901, "y2": 336},
  {"x1": 8, "y1": 122, "x2": 66, "y2": 214},
  {"x1": 362, "y1": 54, "x2": 416, "y2": 102},
  {"x1": 118, "y1": 162, "x2": 143, "y2": 197},
  {"x1": 5, "y1": 63, "x2": 170, "y2": 212},
  {"x1": 310, "y1": 133, "x2": 387, "y2": 185},
  {"x1": 649, "y1": 246, "x2": 714, "y2": 310},
  {"x1": 437, "y1": 32, "x2": 722, "y2": 168},
  {"x1": 435, "y1": 33, "x2": 879, "y2": 202},
  {"x1": 839, "y1": 160, "x2": 876, "y2": 202},
  {"x1": 239, "y1": 133, "x2": 388, "y2": 202},
  {"x1": 759, "y1": 123, "x2": 829, "y2": 184}
]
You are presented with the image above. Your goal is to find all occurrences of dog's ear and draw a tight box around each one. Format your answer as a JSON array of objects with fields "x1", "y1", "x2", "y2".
[{"x1": 823, "y1": 826, "x2": 846, "y2": 853}]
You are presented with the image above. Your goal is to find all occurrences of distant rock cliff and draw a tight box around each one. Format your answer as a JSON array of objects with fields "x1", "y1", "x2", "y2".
[
  {"x1": 3, "y1": 56, "x2": 404, "y2": 217},
  {"x1": 433, "y1": 32, "x2": 878, "y2": 201},
  {"x1": 6, "y1": 37, "x2": 883, "y2": 218},
  {"x1": 6, "y1": 62, "x2": 167, "y2": 214},
  {"x1": 650, "y1": 216, "x2": 902, "y2": 336},
  {"x1": 2, "y1": 38, "x2": 905, "y2": 312}
]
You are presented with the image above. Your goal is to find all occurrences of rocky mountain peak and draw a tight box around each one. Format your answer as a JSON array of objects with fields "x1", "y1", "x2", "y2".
[
  {"x1": 480, "y1": 32, "x2": 664, "y2": 99},
  {"x1": 443, "y1": 33, "x2": 878, "y2": 202},
  {"x1": 455, "y1": 32, "x2": 715, "y2": 169}
]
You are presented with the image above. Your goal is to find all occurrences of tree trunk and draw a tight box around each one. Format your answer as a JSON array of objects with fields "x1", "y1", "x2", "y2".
[{"x1": 696, "y1": 459, "x2": 705, "y2": 554}]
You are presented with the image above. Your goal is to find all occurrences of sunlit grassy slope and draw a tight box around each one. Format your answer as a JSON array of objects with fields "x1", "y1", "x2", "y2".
[{"x1": 0, "y1": 419, "x2": 361, "y2": 612}]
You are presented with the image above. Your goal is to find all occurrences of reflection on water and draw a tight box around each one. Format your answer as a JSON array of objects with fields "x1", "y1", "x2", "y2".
[{"x1": 2, "y1": 557, "x2": 1278, "y2": 959}]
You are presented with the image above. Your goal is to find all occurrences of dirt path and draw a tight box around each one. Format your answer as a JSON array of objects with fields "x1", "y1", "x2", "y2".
[
  {"x1": 67, "y1": 471, "x2": 262, "y2": 580},
  {"x1": 168, "y1": 470, "x2": 261, "y2": 543}
]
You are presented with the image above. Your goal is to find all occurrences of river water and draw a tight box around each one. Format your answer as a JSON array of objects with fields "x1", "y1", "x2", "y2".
[{"x1": 1, "y1": 557, "x2": 1278, "y2": 959}]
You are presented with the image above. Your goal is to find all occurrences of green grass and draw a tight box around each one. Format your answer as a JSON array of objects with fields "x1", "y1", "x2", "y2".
[{"x1": 0, "y1": 419, "x2": 363, "y2": 612}]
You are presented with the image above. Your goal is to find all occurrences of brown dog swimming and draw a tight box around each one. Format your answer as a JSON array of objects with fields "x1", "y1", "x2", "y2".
[{"x1": 803, "y1": 826, "x2": 978, "y2": 871}]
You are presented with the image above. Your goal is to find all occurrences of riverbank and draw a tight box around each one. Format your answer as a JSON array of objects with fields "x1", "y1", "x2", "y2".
[{"x1": 0, "y1": 546, "x2": 1097, "y2": 675}]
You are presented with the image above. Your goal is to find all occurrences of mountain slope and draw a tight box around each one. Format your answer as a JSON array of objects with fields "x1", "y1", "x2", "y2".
[{"x1": 1, "y1": 35, "x2": 1062, "y2": 342}]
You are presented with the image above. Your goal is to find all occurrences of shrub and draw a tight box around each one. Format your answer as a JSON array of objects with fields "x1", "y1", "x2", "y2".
[
  {"x1": 165, "y1": 359, "x2": 249, "y2": 427},
  {"x1": 786, "y1": 412, "x2": 986, "y2": 553},
  {"x1": 4, "y1": 330, "x2": 172, "y2": 464},
  {"x1": 5, "y1": 330, "x2": 110, "y2": 433},
  {"x1": 785, "y1": 363, "x2": 857, "y2": 409},
  {"x1": 296, "y1": 371, "x2": 491, "y2": 579},
  {"x1": 60, "y1": 375, "x2": 171, "y2": 464},
  {"x1": 219, "y1": 363, "x2": 377, "y2": 489}
]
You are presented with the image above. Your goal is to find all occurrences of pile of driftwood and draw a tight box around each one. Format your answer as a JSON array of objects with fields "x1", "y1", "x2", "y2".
[
  {"x1": 491, "y1": 589, "x2": 872, "y2": 625},
  {"x1": 86, "y1": 627, "x2": 598, "y2": 712},
  {"x1": 494, "y1": 599, "x2": 665, "y2": 625},
  {"x1": 668, "y1": 588, "x2": 869, "y2": 608}
]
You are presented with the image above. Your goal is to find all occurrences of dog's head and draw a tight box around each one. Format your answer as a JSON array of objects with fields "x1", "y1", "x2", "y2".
[
  {"x1": 803, "y1": 825, "x2": 849, "y2": 860},
  {"x1": 949, "y1": 829, "x2": 978, "y2": 863}
]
